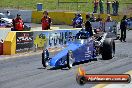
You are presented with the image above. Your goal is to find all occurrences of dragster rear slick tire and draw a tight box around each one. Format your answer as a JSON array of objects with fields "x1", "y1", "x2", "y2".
[{"x1": 102, "y1": 38, "x2": 115, "y2": 60}]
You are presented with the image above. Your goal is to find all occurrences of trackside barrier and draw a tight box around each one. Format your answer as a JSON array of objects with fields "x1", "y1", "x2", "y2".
[
  {"x1": 3, "y1": 32, "x2": 16, "y2": 55},
  {"x1": 32, "y1": 11, "x2": 89, "y2": 25},
  {"x1": 16, "y1": 31, "x2": 34, "y2": 53},
  {"x1": 3, "y1": 28, "x2": 81, "y2": 55},
  {"x1": 31, "y1": 11, "x2": 131, "y2": 25},
  {"x1": 33, "y1": 30, "x2": 52, "y2": 50},
  {"x1": 33, "y1": 29, "x2": 81, "y2": 51}
]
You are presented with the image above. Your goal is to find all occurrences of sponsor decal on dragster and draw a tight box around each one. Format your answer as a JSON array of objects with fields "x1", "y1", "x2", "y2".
[
  {"x1": 16, "y1": 32, "x2": 33, "y2": 52},
  {"x1": 85, "y1": 47, "x2": 92, "y2": 58},
  {"x1": 84, "y1": 38, "x2": 94, "y2": 58}
]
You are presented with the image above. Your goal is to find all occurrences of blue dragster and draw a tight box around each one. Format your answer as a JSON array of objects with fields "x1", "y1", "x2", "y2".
[{"x1": 42, "y1": 29, "x2": 115, "y2": 69}]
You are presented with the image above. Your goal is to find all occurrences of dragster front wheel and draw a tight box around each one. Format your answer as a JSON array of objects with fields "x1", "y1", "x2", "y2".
[{"x1": 42, "y1": 50, "x2": 49, "y2": 68}]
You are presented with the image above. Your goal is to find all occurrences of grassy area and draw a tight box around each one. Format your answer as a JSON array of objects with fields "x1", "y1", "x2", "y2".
[{"x1": 0, "y1": 0, "x2": 132, "y2": 14}]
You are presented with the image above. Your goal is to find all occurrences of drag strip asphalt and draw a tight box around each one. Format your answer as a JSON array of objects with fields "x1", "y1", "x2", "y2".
[{"x1": 0, "y1": 31, "x2": 132, "y2": 88}]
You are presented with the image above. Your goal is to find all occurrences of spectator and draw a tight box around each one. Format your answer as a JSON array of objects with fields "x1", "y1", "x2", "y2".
[
  {"x1": 106, "y1": 15, "x2": 113, "y2": 22},
  {"x1": 112, "y1": 0, "x2": 116, "y2": 15},
  {"x1": 89, "y1": 14, "x2": 96, "y2": 22},
  {"x1": 85, "y1": 17, "x2": 93, "y2": 37},
  {"x1": 93, "y1": 0, "x2": 99, "y2": 13},
  {"x1": 96, "y1": 14, "x2": 102, "y2": 22},
  {"x1": 115, "y1": 0, "x2": 119, "y2": 15},
  {"x1": 72, "y1": 13, "x2": 78, "y2": 28},
  {"x1": 12, "y1": 14, "x2": 24, "y2": 31},
  {"x1": 99, "y1": 0, "x2": 104, "y2": 14},
  {"x1": 120, "y1": 15, "x2": 127, "y2": 42},
  {"x1": 6, "y1": 11, "x2": 11, "y2": 18},
  {"x1": 41, "y1": 11, "x2": 51, "y2": 30},
  {"x1": 106, "y1": 0, "x2": 111, "y2": 14},
  {"x1": 75, "y1": 14, "x2": 83, "y2": 28}
]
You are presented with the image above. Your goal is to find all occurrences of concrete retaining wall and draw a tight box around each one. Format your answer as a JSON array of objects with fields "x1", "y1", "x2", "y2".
[
  {"x1": 31, "y1": 11, "x2": 132, "y2": 25},
  {"x1": 3, "y1": 29, "x2": 80, "y2": 55},
  {"x1": 3, "y1": 32, "x2": 16, "y2": 55}
]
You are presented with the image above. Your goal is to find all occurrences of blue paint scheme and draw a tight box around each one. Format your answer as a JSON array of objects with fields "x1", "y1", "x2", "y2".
[
  {"x1": 50, "y1": 43, "x2": 83, "y2": 66},
  {"x1": 73, "y1": 39, "x2": 94, "y2": 63},
  {"x1": 44, "y1": 30, "x2": 96, "y2": 67},
  {"x1": 49, "y1": 38, "x2": 95, "y2": 67}
]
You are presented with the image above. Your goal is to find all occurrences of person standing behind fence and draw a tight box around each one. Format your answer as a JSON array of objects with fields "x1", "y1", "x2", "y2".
[
  {"x1": 41, "y1": 11, "x2": 51, "y2": 30},
  {"x1": 120, "y1": 15, "x2": 127, "y2": 42},
  {"x1": 99, "y1": 0, "x2": 104, "y2": 14},
  {"x1": 93, "y1": 0, "x2": 99, "y2": 13},
  {"x1": 112, "y1": 0, "x2": 116, "y2": 15},
  {"x1": 6, "y1": 11, "x2": 11, "y2": 18},
  {"x1": 106, "y1": 0, "x2": 111, "y2": 14},
  {"x1": 75, "y1": 14, "x2": 83, "y2": 28},
  {"x1": 115, "y1": 0, "x2": 119, "y2": 15},
  {"x1": 72, "y1": 13, "x2": 78, "y2": 28}
]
